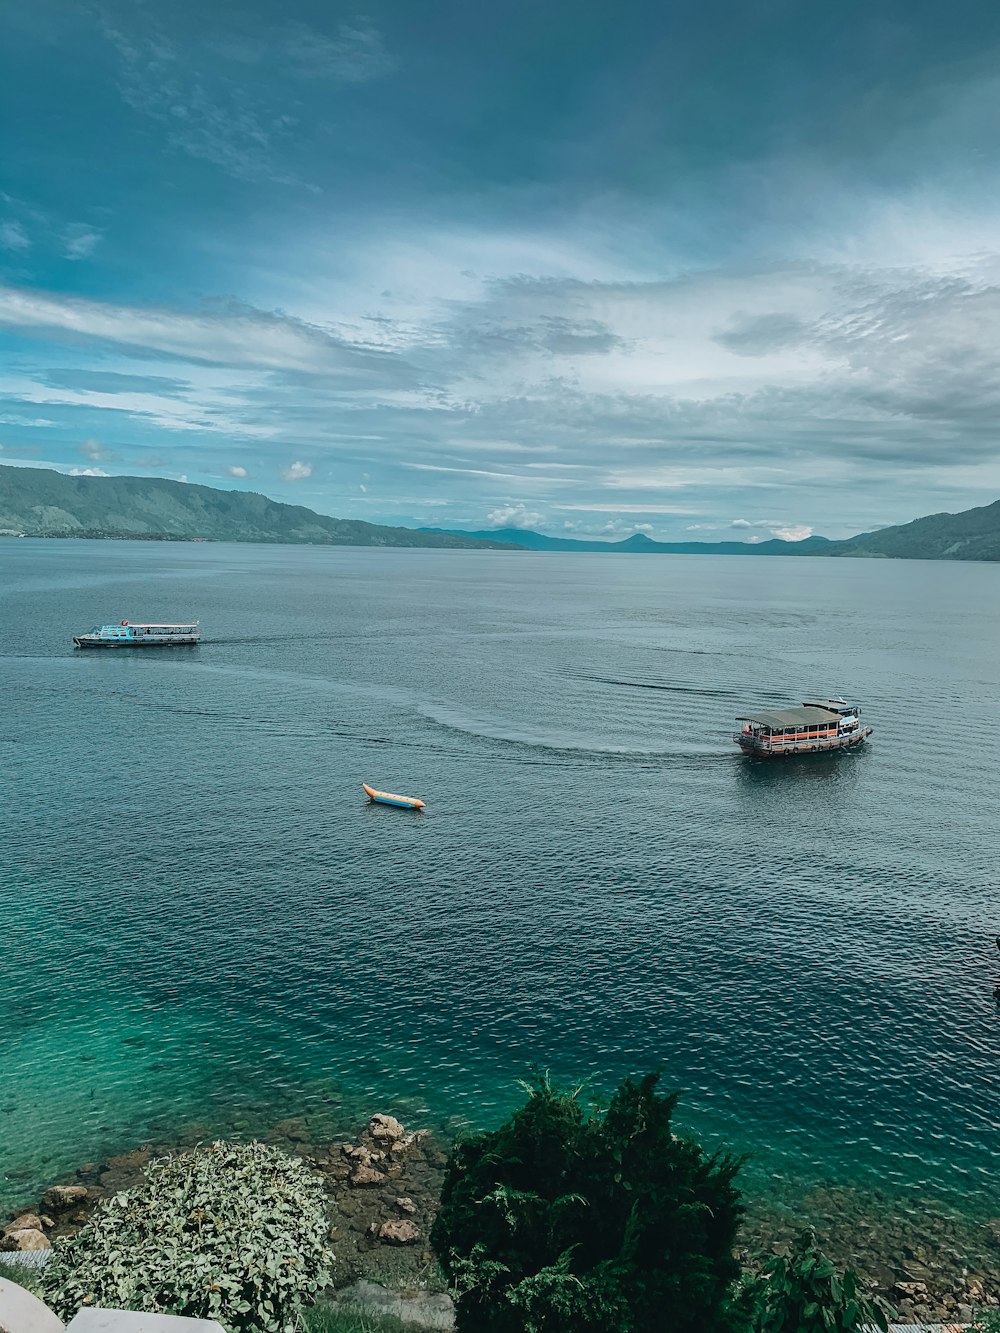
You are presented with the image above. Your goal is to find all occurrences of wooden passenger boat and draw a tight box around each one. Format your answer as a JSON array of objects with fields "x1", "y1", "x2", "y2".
[
  {"x1": 734, "y1": 698, "x2": 872, "y2": 757},
  {"x1": 362, "y1": 783, "x2": 425, "y2": 810}
]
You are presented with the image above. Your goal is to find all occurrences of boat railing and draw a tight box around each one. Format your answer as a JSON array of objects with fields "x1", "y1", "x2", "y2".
[{"x1": 734, "y1": 732, "x2": 859, "y2": 751}]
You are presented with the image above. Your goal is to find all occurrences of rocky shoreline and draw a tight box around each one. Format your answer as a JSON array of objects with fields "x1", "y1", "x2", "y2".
[{"x1": 3, "y1": 1113, "x2": 999, "y2": 1326}]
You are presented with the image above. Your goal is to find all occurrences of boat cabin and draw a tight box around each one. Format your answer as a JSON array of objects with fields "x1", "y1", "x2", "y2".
[{"x1": 93, "y1": 622, "x2": 198, "y2": 641}]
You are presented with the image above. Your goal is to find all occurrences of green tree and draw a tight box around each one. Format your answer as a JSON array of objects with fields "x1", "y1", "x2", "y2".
[
  {"x1": 431, "y1": 1070, "x2": 745, "y2": 1333},
  {"x1": 747, "y1": 1230, "x2": 892, "y2": 1333}
]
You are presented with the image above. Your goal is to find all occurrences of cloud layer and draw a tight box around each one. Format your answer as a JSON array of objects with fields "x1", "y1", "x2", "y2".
[{"x1": 3, "y1": 1, "x2": 1000, "y2": 537}]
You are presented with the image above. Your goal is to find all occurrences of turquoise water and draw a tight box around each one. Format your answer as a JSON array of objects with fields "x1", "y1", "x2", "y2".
[{"x1": 2, "y1": 540, "x2": 999, "y2": 1220}]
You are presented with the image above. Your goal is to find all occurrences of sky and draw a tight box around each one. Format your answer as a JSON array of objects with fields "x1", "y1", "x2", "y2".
[{"x1": 4, "y1": 1, "x2": 1000, "y2": 541}]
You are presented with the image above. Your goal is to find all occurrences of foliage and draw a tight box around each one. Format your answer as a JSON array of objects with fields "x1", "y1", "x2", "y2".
[
  {"x1": 745, "y1": 1230, "x2": 892, "y2": 1333},
  {"x1": 40, "y1": 1141, "x2": 332, "y2": 1333},
  {"x1": 0, "y1": 1259, "x2": 43, "y2": 1292},
  {"x1": 300, "y1": 1299, "x2": 412, "y2": 1333},
  {"x1": 431, "y1": 1069, "x2": 745, "y2": 1333},
  {"x1": 972, "y1": 1311, "x2": 1000, "y2": 1333}
]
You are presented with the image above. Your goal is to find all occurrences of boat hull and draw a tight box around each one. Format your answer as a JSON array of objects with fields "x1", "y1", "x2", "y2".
[
  {"x1": 735, "y1": 727, "x2": 873, "y2": 757},
  {"x1": 73, "y1": 635, "x2": 199, "y2": 648},
  {"x1": 362, "y1": 783, "x2": 424, "y2": 809}
]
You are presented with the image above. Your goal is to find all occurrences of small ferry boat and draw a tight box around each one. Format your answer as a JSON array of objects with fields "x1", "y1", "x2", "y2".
[
  {"x1": 362, "y1": 783, "x2": 425, "y2": 810},
  {"x1": 73, "y1": 621, "x2": 200, "y2": 649},
  {"x1": 734, "y1": 698, "x2": 872, "y2": 757}
]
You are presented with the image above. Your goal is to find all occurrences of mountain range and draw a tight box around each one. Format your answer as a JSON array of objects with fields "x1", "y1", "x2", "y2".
[
  {"x1": 2, "y1": 464, "x2": 1000, "y2": 561},
  {"x1": 422, "y1": 527, "x2": 836, "y2": 555},
  {"x1": 0, "y1": 466, "x2": 510, "y2": 549},
  {"x1": 431, "y1": 498, "x2": 1000, "y2": 560}
]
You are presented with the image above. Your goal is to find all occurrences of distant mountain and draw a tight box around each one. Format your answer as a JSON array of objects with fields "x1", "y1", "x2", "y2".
[
  {"x1": 432, "y1": 499, "x2": 1000, "y2": 560},
  {"x1": 832, "y1": 497, "x2": 1000, "y2": 561},
  {"x1": 4, "y1": 464, "x2": 998, "y2": 561},
  {"x1": 421, "y1": 526, "x2": 836, "y2": 555},
  {"x1": 0, "y1": 466, "x2": 513, "y2": 550}
]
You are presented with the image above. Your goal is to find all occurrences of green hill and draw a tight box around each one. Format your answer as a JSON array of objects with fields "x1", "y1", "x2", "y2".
[
  {"x1": 0, "y1": 466, "x2": 514, "y2": 550},
  {"x1": 834, "y1": 497, "x2": 1000, "y2": 560}
]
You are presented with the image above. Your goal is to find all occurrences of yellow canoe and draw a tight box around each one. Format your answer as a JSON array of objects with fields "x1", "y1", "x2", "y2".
[{"x1": 362, "y1": 783, "x2": 425, "y2": 810}]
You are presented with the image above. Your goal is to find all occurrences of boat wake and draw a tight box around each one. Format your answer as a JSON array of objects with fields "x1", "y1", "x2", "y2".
[{"x1": 416, "y1": 701, "x2": 681, "y2": 759}]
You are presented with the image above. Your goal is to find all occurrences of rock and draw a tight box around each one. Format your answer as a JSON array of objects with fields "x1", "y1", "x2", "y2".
[
  {"x1": 0, "y1": 1228, "x2": 52, "y2": 1252},
  {"x1": 377, "y1": 1220, "x2": 421, "y2": 1246},
  {"x1": 105, "y1": 1149, "x2": 150, "y2": 1173},
  {"x1": 959, "y1": 1303, "x2": 975, "y2": 1320},
  {"x1": 4, "y1": 1214, "x2": 43, "y2": 1234},
  {"x1": 394, "y1": 1197, "x2": 418, "y2": 1216},
  {"x1": 349, "y1": 1165, "x2": 386, "y2": 1188},
  {"x1": 342, "y1": 1145, "x2": 372, "y2": 1164},
  {"x1": 272, "y1": 1118, "x2": 309, "y2": 1143},
  {"x1": 42, "y1": 1186, "x2": 88, "y2": 1211},
  {"x1": 369, "y1": 1114, "x2": 405, "y2": 1143}
]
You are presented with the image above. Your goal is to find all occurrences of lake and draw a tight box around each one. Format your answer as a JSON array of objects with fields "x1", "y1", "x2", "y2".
[{"x1": 1, "y1": 539, "x2": 998, "y2": 1239}]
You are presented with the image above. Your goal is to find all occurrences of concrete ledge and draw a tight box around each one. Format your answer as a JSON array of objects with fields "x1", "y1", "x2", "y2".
[
  {"x1": 0, "y1": 1278, "x2": 65, "y2": 1333},
  {"x1": 66, "y1": 1313, "x2": 226, "y2": 1333}
]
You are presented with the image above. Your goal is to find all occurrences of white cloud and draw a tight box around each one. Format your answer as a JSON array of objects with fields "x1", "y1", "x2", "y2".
[
  {"x1": 80, "y1": 438, "x2": 110, "y2": 462},
  {"x1": 771, "y1": 524, "x2": 814, "y2": 542},
  {"x1": 486, "y1": 503, "x2": 544, "y2": 529},
  {"x1": 730, "y1": 517, "x2": 813, "y2": 541},
  {"x1": 0, "y1": 285, "x2": 405, "y2": 379},
  {"x1": 0, "y1": 221, "x2": 30, "y2": 252},
  {"x1": 227, "y1": 464, "x2": 248, "y2": 478},
  {"x1": 64, "y1": 226, "x2": 103, "y2": 260},
  {"x1": 282, "y1": 460, "x2": 312, "y2": 480},
  {"x1": 69, "y1": 466, "x2": 108, "y2": 477}
]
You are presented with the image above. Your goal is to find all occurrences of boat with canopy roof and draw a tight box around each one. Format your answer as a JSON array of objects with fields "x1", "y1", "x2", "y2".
[{"x1": 734, "y1": 698, "x2": 872, "y2": 756}]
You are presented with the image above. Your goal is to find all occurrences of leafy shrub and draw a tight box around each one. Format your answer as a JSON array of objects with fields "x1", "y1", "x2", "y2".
[
  {"x1": 746, "y1": 1230, "x2": 892, "y2": 1333},
  {"x1": 40, "y1": 1140, "x2": 332, "y2": 1332},
  {"x1": 431, "y1": 1070, "x2": 745, "y2": 1333}
]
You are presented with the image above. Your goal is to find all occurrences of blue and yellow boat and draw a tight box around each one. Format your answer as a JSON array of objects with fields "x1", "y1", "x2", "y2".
[{"x1": 362, "y1": 783, "x2": 425, "y2": 810}]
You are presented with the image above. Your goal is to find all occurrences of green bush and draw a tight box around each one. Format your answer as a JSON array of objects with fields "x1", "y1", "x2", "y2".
[
  {"x1": 40, "y1": 1141, "x2": 332, "y2": 1332},
  {"x1": 431, "y1": 1070, "x2": 745, "y2": 1333},
  {"x1": 745, "y1": 1230, "x2": 892, "y2": 1333}
]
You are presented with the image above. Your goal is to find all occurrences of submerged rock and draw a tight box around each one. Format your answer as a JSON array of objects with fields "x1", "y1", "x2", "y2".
[{"x1": 41, "y1": 1186, "x2": 87, "y2": 1211}]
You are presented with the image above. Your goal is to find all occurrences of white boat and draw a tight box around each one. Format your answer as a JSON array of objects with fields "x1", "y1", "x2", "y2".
[{"x1": 73, "y1": 621, "x2": 200, "y2": 648}]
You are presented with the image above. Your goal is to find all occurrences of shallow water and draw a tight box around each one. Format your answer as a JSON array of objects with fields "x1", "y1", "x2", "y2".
[{"x1": 1, "y1": 540, "x2": 998, "y2": 1223}]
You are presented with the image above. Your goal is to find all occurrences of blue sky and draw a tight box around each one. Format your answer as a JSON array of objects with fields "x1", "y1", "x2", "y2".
[{"x1": 4, "y1": 0, "x2": 1000, "y2": 539}]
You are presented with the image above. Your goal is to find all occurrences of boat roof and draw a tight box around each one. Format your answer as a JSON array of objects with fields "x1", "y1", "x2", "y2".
[
  {"x1": 736, "y1": 704, "x2": 842, "y2": 728},
  {"x1": 105, "y1": 622, "x2": 197, "y2": 628}
]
